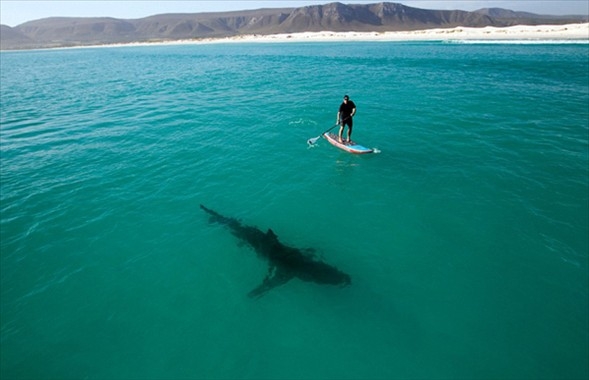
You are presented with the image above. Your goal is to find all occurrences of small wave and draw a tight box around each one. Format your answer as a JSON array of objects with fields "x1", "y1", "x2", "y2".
[
  {"x1": 289, "y1": 118, "x2": 318, "y2": 127},
  {"x1": 21, "y1": 266, "x2": 85, "y2": 299}
]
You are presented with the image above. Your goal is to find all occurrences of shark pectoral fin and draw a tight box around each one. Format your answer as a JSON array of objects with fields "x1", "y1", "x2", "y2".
[{"x1": 248, "y1": 267, "x2": 293, "y2": 298}]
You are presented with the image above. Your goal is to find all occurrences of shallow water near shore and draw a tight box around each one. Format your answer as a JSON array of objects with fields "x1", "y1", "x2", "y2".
[{"x1": 1, "y1": 41, "x2": 588, "y2": 379}]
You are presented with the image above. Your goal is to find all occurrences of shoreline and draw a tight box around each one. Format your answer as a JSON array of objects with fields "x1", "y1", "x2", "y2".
[
  {"x1": 3, "y1": 23, "x2": 588, "y2": 51},
  {"x1": 116, "y1": 23, "x2": 589, "y2": 48},
  {"x1": 204, "y1": 23, "x2": 589, "y2": 44}
]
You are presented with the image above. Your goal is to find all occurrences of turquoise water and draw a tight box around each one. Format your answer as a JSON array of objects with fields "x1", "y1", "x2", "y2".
[{"x1": 1, "y1": 41, "x2": 588, "y2": 379}]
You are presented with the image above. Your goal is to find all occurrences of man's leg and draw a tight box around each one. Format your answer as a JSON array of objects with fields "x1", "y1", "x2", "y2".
[
  {"x1": 346, "y1": 121, "x2": 353, "y2": 142},
  {"x1": 338, "y1": 124, "x2": 345, "y2": 142}
]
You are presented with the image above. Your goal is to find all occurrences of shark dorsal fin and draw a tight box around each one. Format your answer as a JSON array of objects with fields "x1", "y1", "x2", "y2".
[{"x1": 266, "y1": 228, "x2": 278, "y2": 240}]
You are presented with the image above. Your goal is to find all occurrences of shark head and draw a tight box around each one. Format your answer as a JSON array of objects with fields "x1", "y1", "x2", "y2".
[{"x1": 322, "y1": 270, "x2": 352, "y2": 286}]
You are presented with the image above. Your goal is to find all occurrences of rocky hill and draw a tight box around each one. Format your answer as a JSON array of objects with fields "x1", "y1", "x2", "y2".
[
  {"x1": 1, "y1": 2, "x2": 587, "y2": 50},
  {"x1": 475, "y1": 7, "x2": 583, "y2": 19}
]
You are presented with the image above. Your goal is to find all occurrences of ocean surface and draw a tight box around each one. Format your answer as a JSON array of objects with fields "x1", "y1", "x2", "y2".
[{"x1": 1, "y1": 40, "x2": 588, "y2": 380}]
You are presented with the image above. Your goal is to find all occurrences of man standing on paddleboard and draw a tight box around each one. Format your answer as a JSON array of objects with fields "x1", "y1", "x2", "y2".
[{"x1": 336, "y1": 95, "x2": 356, "y2": 143}]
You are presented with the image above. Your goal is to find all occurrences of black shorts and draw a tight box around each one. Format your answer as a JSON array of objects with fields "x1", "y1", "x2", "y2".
[{"x1": 341, "y1": 117, "x2": 353, "y2": 128}]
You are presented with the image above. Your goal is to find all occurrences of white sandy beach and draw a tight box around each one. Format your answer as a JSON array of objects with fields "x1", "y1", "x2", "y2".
[
  {"x1": 67, "y1": 23, "x2": 588, "y2": 50},
  {"x1": 142, "y1": 23, "x2": 588, "y2": 47},
  {"x1": 207, "y1": 23, "x2": 589, "y2": 43}
]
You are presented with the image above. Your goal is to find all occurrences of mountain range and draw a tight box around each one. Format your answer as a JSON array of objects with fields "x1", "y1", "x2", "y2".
[{"x1": 1, "y1": 2, "x2": 587, "y2": 50}]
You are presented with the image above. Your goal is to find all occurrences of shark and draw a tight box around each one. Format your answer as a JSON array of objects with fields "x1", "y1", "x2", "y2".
[{"x1": 200, "y1": 204, "x2": 351, "y2": 298}]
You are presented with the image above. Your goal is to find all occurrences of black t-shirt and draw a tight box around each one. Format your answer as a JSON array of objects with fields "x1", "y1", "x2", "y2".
[{"x1": 339, "y1": 101, "x2": 356, "y2": 118}]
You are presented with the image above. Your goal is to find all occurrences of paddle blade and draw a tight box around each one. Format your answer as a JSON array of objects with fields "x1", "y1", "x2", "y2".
[{"x1": 307, "y1": 136, "x2": 321, "y2": 145}]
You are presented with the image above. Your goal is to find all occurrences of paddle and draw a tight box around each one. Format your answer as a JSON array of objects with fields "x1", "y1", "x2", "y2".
[
  {"x1": 307, "y1": 124, "x2": 338, "y2": 146},
  {"x1": 306, "y1": 117, "x2": 349, "y2": 146}
]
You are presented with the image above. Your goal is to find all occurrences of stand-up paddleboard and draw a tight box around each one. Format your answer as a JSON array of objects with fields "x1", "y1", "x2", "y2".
[{"x1": 323, "y1": 133, "x2": 373, "y2": 154}]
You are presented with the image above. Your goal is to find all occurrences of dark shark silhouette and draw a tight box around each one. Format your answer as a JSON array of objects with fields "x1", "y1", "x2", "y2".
[{"x1": 200, "y1": 205, "x2": 351, "y2": 298}]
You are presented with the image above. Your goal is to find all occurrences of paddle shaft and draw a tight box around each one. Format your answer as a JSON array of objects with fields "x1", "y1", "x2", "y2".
[
  {"x1": 327, "y1": 116, "x2": 350, "y2": 134},
  {"x1": 321, "y1": 123, "x2": 339, "y2": 136},
  {"x1": 308, "y1": 116, "x2": 350, "y2": 144}
]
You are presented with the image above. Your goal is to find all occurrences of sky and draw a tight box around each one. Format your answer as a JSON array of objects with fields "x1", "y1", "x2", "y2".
[{"x1": 1, "y1": 0, "x2": 588, "y2": 27}]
